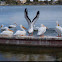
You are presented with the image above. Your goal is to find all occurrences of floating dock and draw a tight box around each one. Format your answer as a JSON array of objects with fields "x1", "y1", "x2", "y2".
[{"x1": 0, "y1": 35, "x2": 62, "y2": 47}]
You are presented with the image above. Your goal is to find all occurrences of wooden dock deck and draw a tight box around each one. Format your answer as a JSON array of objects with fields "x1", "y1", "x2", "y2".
[{"x1": 0, "y1": 35, "x2": 62, "y2": 47}]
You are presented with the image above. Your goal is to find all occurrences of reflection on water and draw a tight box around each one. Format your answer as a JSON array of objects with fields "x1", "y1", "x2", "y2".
[
  {"x1": 0, "y1": 52, "x2": 56, "y2": 61},
  {"x1": 0, "y1": 45, "x2": 62, "y2": 61}
]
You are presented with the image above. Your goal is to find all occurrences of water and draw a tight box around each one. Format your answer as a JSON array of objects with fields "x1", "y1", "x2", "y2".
[
  {"x1": 0, "y1": 53, "x2": 56, "y2": 61},
  {"x1": 0, "y1": 5, "x2": 62, "y2": 36},
  {"x1": 0, "y1": 5, "x2": 62, "y2": 61},
  {"x1": 0, "y1": 5, "x2": 62, "y2": 27}
]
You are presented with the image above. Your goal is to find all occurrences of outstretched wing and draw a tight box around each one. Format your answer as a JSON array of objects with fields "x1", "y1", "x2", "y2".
[
  {"x1": 32, "y1": 11, "x2": 40, "y2": 25},
  {"x1": 24, "y1": 8, "x2": 31, "y2": 25}
]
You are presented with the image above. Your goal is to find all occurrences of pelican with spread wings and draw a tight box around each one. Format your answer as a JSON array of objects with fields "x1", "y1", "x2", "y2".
[{"x1": 24, "y1": 8, "x2": 40, "y2": 36}]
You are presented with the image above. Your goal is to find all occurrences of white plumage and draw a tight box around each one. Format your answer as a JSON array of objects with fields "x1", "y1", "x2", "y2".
[
  {"x1": 0, "y1": 24, "x2": 8, "y2": 31},
  {"x1": 9, "y1": 25, "x2": 16, "y2": 28},
  {"x1": 1, "y1": 31, "x2": 13, "y2": 36},
  {"x1": 8, "y1": 23, "x2": 17, "y2": 28},
  {"x1": 14, "y1": 25, "x2": 26, "y2": 36},
  {"x1": 37, "y1": 24, "x2": 47, "y2": 36},
  {"x1": 55, "y1": 21, "x2": 62, "y2": 37},
  {"x1": 0, "y1": 27, "x2": 13, "y2": 36},
  {"x1": 25, "y1": 8, "x2": 40, "y2": 35}
]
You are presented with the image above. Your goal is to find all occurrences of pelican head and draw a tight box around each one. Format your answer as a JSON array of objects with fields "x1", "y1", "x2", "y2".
[
  {"x1": 0, "y1": 24, "x2": 4, "y2": 28},
  {"x1": 41, "y1": 24, "x2": 48, "y2": 29},
  {"x1": 56, "y1": 21, "x2": 59, "y2": 26},
  {"x1": 20, "y1": 25, "x2": 26, "y2": 30},
  {"x1": 41, "y1": 24, "x2": 44, "y2": 27}
]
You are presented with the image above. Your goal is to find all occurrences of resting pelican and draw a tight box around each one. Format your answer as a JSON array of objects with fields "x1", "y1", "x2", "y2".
[
  {"x1": 55, "y1": 21, "x2": 62, "y2": 37},
  {"x1": 0, "y1": 27, "x2": 13, "y2": 36},
  {"x1": 14, "y1": 25, "x2": 26, "y2": 36},
  {"x1": 24, "y1": 8, "x2": 40, "y2": 36},
  {"x1": 0, "y1": 24, "x2": 9, "y2": 31},
  {"x1": 8, "y1": 23, "x2": 17, "y2": 28},
  {"x1": 37, "y1": 24, "x2": 48, "y2": 37}
]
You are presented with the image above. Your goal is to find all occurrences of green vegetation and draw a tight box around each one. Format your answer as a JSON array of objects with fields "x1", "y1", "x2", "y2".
[
  {"x1": 0, "y1": 0, "x2": 62, "y2": 5},
  {"x1": 5, "y1": 0, "x2": 17, "y2": 5}
]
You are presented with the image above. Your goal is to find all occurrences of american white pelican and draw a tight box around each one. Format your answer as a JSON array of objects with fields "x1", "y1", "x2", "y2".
[
  {"x1": 34, "y1": 25, "x2": 39, "y2": 31},
  {"x1": 37, "y1": 24, "x2": 48, "y2": 37},
  {"x1": 0, "y1": 28, "x2": 13, "y2": 36},
  {"x1": 24, "y1": 8, "x2": 40, "y2": 36},
  {"x1": 14, "y1": 25, "x2": 26, "y2": 36},
  {"x1": 8, "y1": 23, "x2": 17, "y2": 28},
  {"x1": 0, "y1": 24, "x2": 9, "y2": 31},
  {"x1": 55, "y1": 21, "x2": 62, "y2": 37}
]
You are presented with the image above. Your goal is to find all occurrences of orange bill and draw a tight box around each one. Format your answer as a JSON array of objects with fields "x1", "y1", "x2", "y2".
[
  {"x1": 22, "y1": 26, "x2": 27, "y2": 30},
  {"x1": 43, "y1": 25, "x2": 48, "y2": 29},
  {"x1": 8, "y1": 29, "x2": 14, "y2": 32},
  {"x1": 0, "y1": 25, "x2": 3, "y2": 28}
]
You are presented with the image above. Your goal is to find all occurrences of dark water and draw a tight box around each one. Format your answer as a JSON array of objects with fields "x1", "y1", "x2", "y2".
[
  {"x1": 0, "y1": 45, "x2": 62, "y2": 61},
  {"x1": 0, "y1": 5, "x2": 62, "y2": 61}
]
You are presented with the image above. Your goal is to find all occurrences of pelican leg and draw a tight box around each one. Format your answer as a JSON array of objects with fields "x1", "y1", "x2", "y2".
[
  {"x1": 57, "y1": 34, "x2": 61, "y2": 37},
  {"x1": 58, "y1": 34, "x2": 59, "y2": 37},
  {"x1": 31, "y1": 32, "x2": 33, "y2": 36},
  {"x1": 27, "y1": 32, "x2": 30, "y2": 36},
  {"x1": 28, "y1": 33, "x2": 31, "y2": 36},
  {"x1": 60, "y1": 34, "x2": 61, "y2": 37},
  {"x1": 29, "y1": 34, "x2": 30, "y2": 36},
  {"x1": 29, "y1": 32, "x2": 33, "y2": 36},
  {"x1": 40, "y1": 34, "x2": 44, "y2": 37}
]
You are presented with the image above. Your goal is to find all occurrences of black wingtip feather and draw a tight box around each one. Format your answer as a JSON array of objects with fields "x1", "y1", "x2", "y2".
[
  {"x1": 37, "y1": 11, "x2": 40, "y2": 14},
  {"x1": 24, "y1": 8, "x2": 31, "y2": 23},
  {"x1": 32, "y1": 11, "x2": 40, "y2": 23},
  {"x1": 25, "y1": 8, "x2": 26, "y2": 11},
  {"x1": 25, "y1": 8, "x2": 28, "y2": 14}
]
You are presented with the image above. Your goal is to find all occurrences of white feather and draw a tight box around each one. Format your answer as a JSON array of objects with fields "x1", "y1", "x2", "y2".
[
  {"x1": 37, "y1": 24, "x2": 46, "y2": 36},
  {"x1": 0, "y1": 24, "x2": 9, "y2": 31},
  {"x1": 25, "y1": 8, "x2": 40, "y2": 34},
  {"x1": 1, "y1": 31, "x2": 13, "y2": 35},
  {"x1": 55, "y1": 21, "x2": 62, "y2": 35},
  {"x1": 14, "y1": 25, "x2": 26, "y2": 36},
  {"x1": 8, "y1": 23, "x2": 17, "y2": 28}
]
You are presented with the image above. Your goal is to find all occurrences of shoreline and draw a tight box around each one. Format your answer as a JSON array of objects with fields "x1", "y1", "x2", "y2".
[{"x1": 0, "y1": 4, "x2": 62, "y2": 6}]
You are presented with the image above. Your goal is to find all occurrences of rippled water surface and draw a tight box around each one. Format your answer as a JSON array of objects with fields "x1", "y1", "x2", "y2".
[{"x1": 0, "y1": 5, "x2": 62, "y2": 61}]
